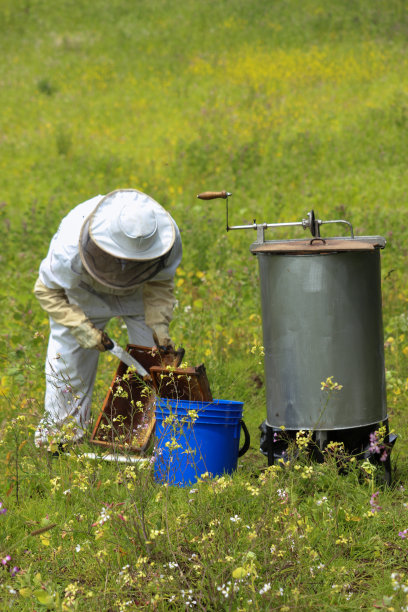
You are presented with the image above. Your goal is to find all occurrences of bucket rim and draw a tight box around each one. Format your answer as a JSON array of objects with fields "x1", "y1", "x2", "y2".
[
  {"x1": 156, "y1": 416, "x2": 243, "y2": 424},
  {"x1": 156, "y1": 398, "x2": 244, "y2": 408}
]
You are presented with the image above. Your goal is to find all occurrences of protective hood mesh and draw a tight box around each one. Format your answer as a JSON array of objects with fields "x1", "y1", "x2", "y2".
[{"x1": 79, "y1": 219, "x2": 169, "y2": 290}]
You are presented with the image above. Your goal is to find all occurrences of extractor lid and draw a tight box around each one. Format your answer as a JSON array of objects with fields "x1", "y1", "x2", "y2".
[{"x1": 250, "y1": 236, "x2": 386, "y2": 255}]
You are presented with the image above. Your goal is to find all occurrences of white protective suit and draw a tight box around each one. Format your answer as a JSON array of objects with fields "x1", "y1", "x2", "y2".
[{"x1": 34, "y1": 193, "x2": 182, "y2": 446}]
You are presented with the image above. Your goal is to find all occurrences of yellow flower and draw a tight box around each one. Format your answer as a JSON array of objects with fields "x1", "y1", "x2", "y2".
[
  {"x1": 321, "y1": 376, "x2": 343, "y2": 391},
  {"x1": 301, "y1": 466, "x2": 313, "y2": 479},
  {"x1": 232, "y1": 566, "x2": 247, "y2": 579}
]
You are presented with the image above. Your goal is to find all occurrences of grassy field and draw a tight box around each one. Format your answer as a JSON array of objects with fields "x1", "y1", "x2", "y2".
[{"x1": 2, "y1": 0, "x2": 408, "y2": 609}]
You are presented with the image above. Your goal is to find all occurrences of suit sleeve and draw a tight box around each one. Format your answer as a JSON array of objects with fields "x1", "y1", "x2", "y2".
[
  {"x1": 142, "y1": 224, "x2": 182, "y2": 345},
  {"x1": 33, "y1": 278, "x2": 104, "y2": 349}
]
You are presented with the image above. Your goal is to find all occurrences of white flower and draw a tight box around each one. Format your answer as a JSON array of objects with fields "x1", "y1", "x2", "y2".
[{"x1": 230, "y1": 515, "x2": 241, "y2": 523}]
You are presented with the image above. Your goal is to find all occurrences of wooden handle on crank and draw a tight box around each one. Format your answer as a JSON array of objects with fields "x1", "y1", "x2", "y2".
[{"x1": 197, "y1": 190, "x2": 230, "y2": 200}]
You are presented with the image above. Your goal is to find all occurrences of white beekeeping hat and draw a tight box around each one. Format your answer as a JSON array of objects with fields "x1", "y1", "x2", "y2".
[
  {"x1": 79, "y1": 189, "x2": 176, "y2": 289},
  {"x1": 83, "y1": 189, "x2": 175, "y2": 259}
]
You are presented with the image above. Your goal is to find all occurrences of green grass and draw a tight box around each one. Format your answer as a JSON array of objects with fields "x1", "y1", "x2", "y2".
[{"x1": 2, "y1": 0, "x2": 408, "y2": 609}]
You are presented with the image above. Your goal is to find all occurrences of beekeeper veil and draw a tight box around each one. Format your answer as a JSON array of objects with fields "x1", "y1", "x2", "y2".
[{"x1": 79, "y1": 189, "x2": 176, "y2": 290}]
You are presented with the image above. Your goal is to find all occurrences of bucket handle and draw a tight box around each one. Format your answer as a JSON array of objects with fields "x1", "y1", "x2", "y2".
[{"x1": 238, "y1": 420, "x2": 251, "y2": 457}]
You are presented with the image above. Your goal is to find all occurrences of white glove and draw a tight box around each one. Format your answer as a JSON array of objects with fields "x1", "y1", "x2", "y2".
[
  {"x1": 70, "y1": 321, "x2": 106, "y2": 351},
  {"x1": 152, "y1": 324, "x2": 174, "y2": 349}
]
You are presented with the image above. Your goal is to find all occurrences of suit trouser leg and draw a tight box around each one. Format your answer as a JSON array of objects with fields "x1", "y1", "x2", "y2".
[
  {"x1": 35, "y1": 314, "x2": 154, "y2": 446},
  {"x1": 35, "y1": 316, "x2": 109, "y2": 446}
]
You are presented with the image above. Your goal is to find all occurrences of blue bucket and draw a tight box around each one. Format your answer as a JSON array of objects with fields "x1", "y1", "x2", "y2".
[{"x1": 154, "y1": 398, "x2": 250, "y2": 486}]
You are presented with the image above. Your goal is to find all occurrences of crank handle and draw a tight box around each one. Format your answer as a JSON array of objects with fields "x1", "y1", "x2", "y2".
[{"x1": 197, "y1": 190, "x2": 232, "y2": 200}]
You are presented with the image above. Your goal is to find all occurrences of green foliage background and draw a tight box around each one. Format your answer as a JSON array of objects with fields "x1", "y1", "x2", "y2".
[
  {"x1": 1, "y1": 0, "x2": 408, "y2": 609},
  {"x1": 2, "y1": 0, "x2": 408, "y2": 412}
]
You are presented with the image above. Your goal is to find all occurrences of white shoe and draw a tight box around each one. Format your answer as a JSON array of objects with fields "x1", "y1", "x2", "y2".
[{"x1": 34, "y1": 421, "x2": 85, "y2": 449}]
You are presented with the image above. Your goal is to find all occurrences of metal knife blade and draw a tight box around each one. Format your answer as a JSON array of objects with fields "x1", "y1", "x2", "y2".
[{"x1": 108, "y1": 341, "x2": 150, "y2": 378}]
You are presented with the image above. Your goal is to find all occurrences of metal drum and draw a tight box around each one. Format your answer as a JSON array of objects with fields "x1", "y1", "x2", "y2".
[
  {"x1": 196, "y1": 192, "x2": 395, "y2": 477},
  {"x1": 251, "y1": 238, "x2": 387, "y2": 431}
]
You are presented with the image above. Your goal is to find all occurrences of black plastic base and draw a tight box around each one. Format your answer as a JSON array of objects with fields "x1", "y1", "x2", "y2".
[{"x1": 259, "y1": 420, "x2": 397, "y2": 485}]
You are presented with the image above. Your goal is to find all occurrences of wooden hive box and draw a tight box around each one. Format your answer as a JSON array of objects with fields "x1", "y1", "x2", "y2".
[
  {"x1": 90, "y1": 345, "x2": 184, "y2": 453},
  {"x1": 150, "y1": 363, "x2": 213, "y2": 402}
]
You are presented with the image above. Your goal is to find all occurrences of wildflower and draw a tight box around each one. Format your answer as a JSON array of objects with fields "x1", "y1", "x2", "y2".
[
  {"x1": 10, "y1": 566, "x2": 19, "y2": 576},
  {"x1": 296, "y1": 430, "x2": 312, "y2": 449},
  {"x1": 149, "y1": 528, "x2": 165, "y2": 540},
  {"x1": 92, "y1": 506, "x2": 111, "y2": 526},
  {"x1": 180, "y1": 589, "x2": 197, "y2": 607},
  {"x1": 1, "y1": 555, "x2": 11, "y2": 565},
  {"x1": 165, "y1": 437, "x2": 182, "y2": 451},
  {"x1": 370, "y1": 491, "x2": 382, "y2": 514},
  {"x1": 361, "y1": 459, "x2": 377, "y2": 476},
  {"x1": 49, "y1": 475, "x2": 62, "y2": 493},
  {"x1": 259, "y1": 582, "x2": 271, "y2": 594},
  {"x1": 230, "y1": 515, "x2": 241, "y2": 522},
  {"x1": 75, "y1": 544, "x2": 81, "y2": 552},
  {"x1": 398, "y1": 529, "x2": 408, "y2": 539},
  {"x1": 369, "y1": 431, "x2": 381, "y2": 454},
  {"x1": 391, "y1": 572, "x2": 408, "y2": 593},
  {"x1": 64, "y1": 582, "x2": 80, "y2": 607},
  {"x1": 335, "y1": 535, "x2": 352, "y2": 545},
  {"x1": 320, "y1": 376, "x2": 343, "y2": 391},
  {"x1": 325, "y1": 441, "x2": 345, "y2": 454},
  {"x1": 0, "y1": 502, "x2": 6, "y2": 515},
  {"x1": 232, "y1": 566, "x2": 247, "y2": 579},
  {"x1": 369, "y1": 425, "x2": 389, "y2": 461},
  {"x1": 217, "y1": 582, "x2": 231, "y2": 598},
  {"x1": 301, "y1": 466, "x2": 313, "y2": 479},
  {"x1": 277, "y1": 488, "x2": 289, "y2": 502},
  {"x1": 245, "y1": 482, "x2": 260, "y2": 496}
]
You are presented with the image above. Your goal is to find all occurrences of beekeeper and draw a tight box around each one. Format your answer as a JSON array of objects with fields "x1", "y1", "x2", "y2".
[{"x1": 33, "y1": 189, "x2": 182, "y2": 448}]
